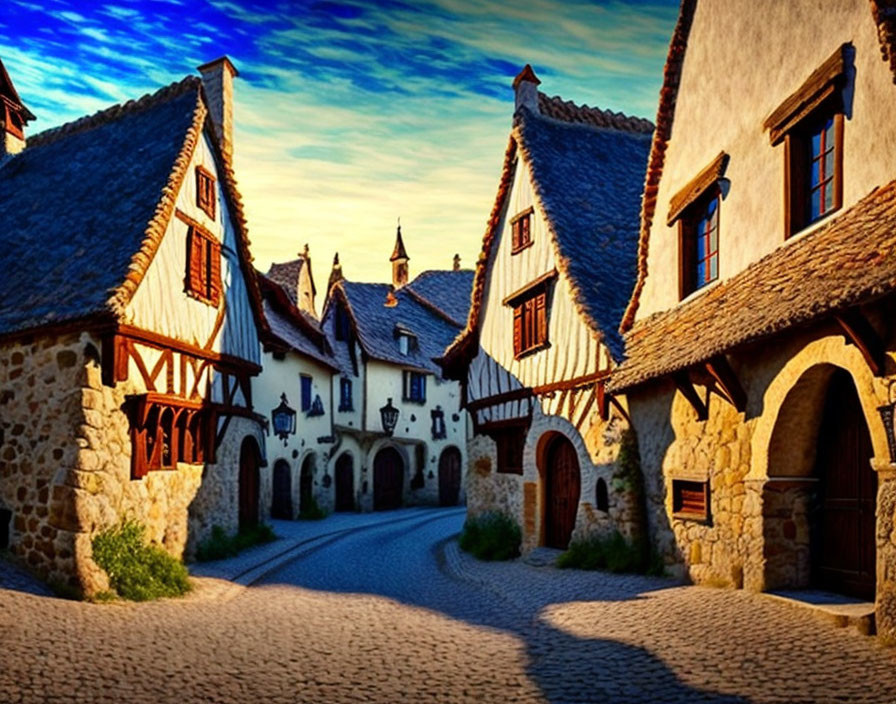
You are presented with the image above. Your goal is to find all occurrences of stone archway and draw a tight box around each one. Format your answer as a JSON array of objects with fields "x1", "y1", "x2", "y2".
[
  {"x1": 238, "y1": 436, "x2": 261, "y2": 530},
  {"x1": 761, "y1": 364, "x2": 876, "y2": 598}
]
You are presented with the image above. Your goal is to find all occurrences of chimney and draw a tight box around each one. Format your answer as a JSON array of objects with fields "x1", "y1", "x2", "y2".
[
  {"x1": 297, "y1": 243, "x2": 317, "y2": 318},
  {"x1": 198, "y1": 56, "x2": 239, "y2": 164},
  {"x1": 453, "y1": 253, "x2": 461, "y2": 271},
  {"x1": 512, "y1": 64, "x2": 540, "y2": 114},
  {"x1": 390, "y1": 220, "x2": 409, "y2": 289},
  {"x1": 0, "y1": 57, "x2": 35, "y2": 158}
]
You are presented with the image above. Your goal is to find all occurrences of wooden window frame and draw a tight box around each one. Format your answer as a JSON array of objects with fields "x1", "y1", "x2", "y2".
[
  {"x1": 402, "y1": 370, "x2": 427, "y2": 404},
  {"x1": 195, "y1": 165, "x2": 216, "y2": 220},
  {"x1": 671, "y1": 478, "x2": 710, "y2": 523},
  {"x1": 510, "y1": 207, "x2": 534, "y2": 254},
  {"x1": 125, "y1": 393, "x2": 209, "y2": 480},
  {"x1": 185, "y1": 225, "x2": 222, "y2": 306},
  {"x1": 678, "y1": 188, "x2": 721, "y2": 300},
  {"x1": 493, "y1": 426, "x2": 526, "y2": 475},
  {"x1": 338, "y1": 377, "x2": 353, "y2": 412}
]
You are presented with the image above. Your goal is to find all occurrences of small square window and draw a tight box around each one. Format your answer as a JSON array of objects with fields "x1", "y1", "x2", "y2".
[
  {"x1": 494, "y1": 427, "x2": 525, "y2": 474},
  {"x1": 672, "y1": 479, "x2": 710, "y2": 523},
  {"x1": 402, "y1": 371, "x2": 426, "y2": 404},
  {"x1": 510, "y1": 207, "x2": 533, "y2": 254},
  {"x1": 196, "y1": 166, "x2": 216, "y2": 220}
]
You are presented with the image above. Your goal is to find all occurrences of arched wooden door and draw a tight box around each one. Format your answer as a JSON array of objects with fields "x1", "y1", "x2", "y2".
[
  {"x1": 438, "y1": 447, "x2": 462, "y2": 507},
  {"x1": 373, "y1": 447, "x2": 403, "y2": 511},
  {"x1": 544, "y1": 435, "x2": 580, "y2": 549},
  {"x1": 299, "y1": 456, "x2": 314, "y2": 515},
  {"x1": 238, "y1": 437, "x2": 260, "y2": 530},
  {"x1": 335, "y1": 453, "x2": 354, "y2": 512},
  {"x1": 812, "y1": 369, "x2": 877, "y2": 600},
  {"x1": 271, "y1": 459, "x2": 292, "y2": 519}
]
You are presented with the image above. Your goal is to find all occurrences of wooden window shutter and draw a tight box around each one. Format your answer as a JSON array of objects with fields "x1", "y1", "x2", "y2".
[
  {"x1": 522, "y1": 214, "x2": 530, "y2": 246},
  {"x1": 511, "y1": 220, "x2": 520, "y2": 251},
  {"x1": 187, "y1": 227, "x2": 206, "y2": 296},
  {"x1": 513, "y1": 304, "x2": 523, "y2": 355},
  {"x1": 535, "y1": 290, "x2": 547, "y2": 345},
  {"x1": 208, "y1": 239, "x2": 222, "y2": 305}
]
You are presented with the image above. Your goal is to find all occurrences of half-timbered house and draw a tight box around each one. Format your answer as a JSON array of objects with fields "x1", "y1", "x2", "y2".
[
  {"x1": 321, "y1": 231, "x2": 472, "y2": 511},
  {"x1": 441, "y1": 67, "x2": 652, "y2": 552},
  {"x1": 608, "y1": 0, "x2": 896, "y2": 637},
  {"x1": 256, "y1": 249, "x2": 343, "y2": 517},
  {"x1": 0, "y1": 57, "x2": 268, "y2": 595}
]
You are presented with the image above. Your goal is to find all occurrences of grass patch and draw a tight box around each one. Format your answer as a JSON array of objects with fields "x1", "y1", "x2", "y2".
[
  {"x1": 91, "y1": 521, "x2": 191, "y2": 601},
  {"x1": 195, "y1": 523, "x2": 277, "y2": 562},
  {"x1": 458, "y1": 511, "x2": 521, "y2": 561},
  {"x1": 298, "y1": 495, "x2": 327, "y2": 520},
  {"x1": 557, "y1": 531, "x2": 665, "y2": 576}
]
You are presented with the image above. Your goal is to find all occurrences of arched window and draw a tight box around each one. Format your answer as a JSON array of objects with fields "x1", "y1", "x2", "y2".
[{"x1": 595, "y1": 477, "x2": 609, "y2": 512}]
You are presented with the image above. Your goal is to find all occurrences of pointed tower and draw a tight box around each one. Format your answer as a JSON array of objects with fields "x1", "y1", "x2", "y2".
[
  {"x1": 0, "y1": 58, "x2": 36, "y2": 157},
  {"x1": 328, "y1": 252, "x2": 344, "y2": 294},
  {"x1": 453, "y1": 253, "x2": 461, "y2": 271},
  {"x1": 512, "y1": 63, "x2": 541, "y2": 114},
  {"x1": 296, "y1": 243, "x2": 317, "y2": 318},
  {"x1": 390, "y1": 220, "x2": 409, "y2": 289}
]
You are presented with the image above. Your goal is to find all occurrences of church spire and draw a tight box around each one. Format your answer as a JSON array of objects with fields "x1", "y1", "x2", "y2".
[{"x1": 390, "y1": 218, "x2": 409, "y2": 288}]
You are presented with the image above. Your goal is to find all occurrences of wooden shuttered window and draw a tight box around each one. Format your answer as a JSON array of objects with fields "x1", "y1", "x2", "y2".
[
  {"x1": 672, "y1": 479, "x2": 710, "y2": 522},
  {"x1": 185, "y1": 226, "x2": 222, "y2": 306},
  {"x1": 510, "y1": 208, "x2": 533, "y2": 254},
  {"x1": 196, "y1": 166, "x2": 216, "y2": 219},
  {"x1": 126, "y1": 395, "x2": 208, "y2": 480},
  {"x1": 494, "y1": 426, "x2": 526, "y2": 474},
  {"x1": 513, "y1": 288, "x2": 548, "y2": 358}
]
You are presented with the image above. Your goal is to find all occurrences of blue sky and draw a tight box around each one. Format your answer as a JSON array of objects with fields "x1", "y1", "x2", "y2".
[{"x1": 1, "y1": 0, "x2": 678, "y2": 295}]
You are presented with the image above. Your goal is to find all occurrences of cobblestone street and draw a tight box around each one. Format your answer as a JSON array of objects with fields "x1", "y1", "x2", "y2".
[{"x1": 2, "y1": 507, "x2": 896, "y2": 703}]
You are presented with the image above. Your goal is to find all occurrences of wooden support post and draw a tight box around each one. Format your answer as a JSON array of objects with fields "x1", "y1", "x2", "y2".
[
  {"x1": 834, "y1": 311, "x2": 885, "y2": 377},
  {"x1": 596, "y1": 381, "x2": 610, "y2": 421},
  {"x1": 705, "y1": 355, "x2": 746, "y2": 412},
  {"x1": 674, "y1": 371, "x2": 708, "y2": 421}
]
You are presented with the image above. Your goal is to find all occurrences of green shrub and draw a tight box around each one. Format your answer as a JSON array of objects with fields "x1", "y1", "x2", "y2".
[
  {"x1": 195, "y1": 523, "x2": 277, "y2": 562},
  {"x1": 458, "y1": 511, "x2": 521, "y2": 561},
  {"x1": 298, "y1": 496, "x2": 327, "y2": 520},
  {"x1": 557, "y1": 530, "x2": 665, "y2": 576},
  {"x1": 91, "y1": 521, "x2": 191, "y2": 601}
]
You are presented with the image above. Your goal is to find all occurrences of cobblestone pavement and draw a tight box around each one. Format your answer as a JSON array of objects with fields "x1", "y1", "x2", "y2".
[{"x1": 2, "y1": 508, "x2": 896, "y2": 703}]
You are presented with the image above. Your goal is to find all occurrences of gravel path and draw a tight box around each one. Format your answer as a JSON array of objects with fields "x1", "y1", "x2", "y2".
[{"x1": 1, "y1": 507, "x2": 895, "y2": 702}]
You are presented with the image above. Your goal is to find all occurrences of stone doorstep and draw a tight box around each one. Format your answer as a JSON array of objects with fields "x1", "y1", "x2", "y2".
[{"x1": 765, "y1": 590, "x2": 875, "y2": 636}]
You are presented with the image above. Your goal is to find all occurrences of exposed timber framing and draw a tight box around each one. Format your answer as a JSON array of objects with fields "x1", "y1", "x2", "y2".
[
  {"x1": 834, "y1": 310, "x2": 885, "y2": 377},
  {"x1": 674, "y1": 371, "x2": 708, "y2": 421},
  {"x1": 705, "y1": 355, "x2": 746, "y2": 412}
]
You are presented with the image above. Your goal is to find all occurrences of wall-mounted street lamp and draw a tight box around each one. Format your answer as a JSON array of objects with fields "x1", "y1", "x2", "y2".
[
  {"x1": 380, "y1": 397, "x2": 399, "y2": 437},
  {"x1": 271, "y1": 393, "x2": 296, "y2": 443}
]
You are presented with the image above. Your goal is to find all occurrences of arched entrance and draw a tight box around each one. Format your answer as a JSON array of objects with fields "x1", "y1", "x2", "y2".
[
  {"x1": 811, "y1": 369, "x2": 877, "y2": 599},
  {"x1": 373, "y1": 446, "x2": 404, "y2": 510},
  {"x1": 271, "y1": 459, "x2": 292, "y2": 519},
  {"x1": 299, "y1": 455, "x2": 314, "y2": 515},
  {"x1": 543, "y1": 434, "x2": 580, "y2": 549},
  {"x1": 334, "y1": 453, "x2": 355, "y2": 512},
  {"x1": 438, "y1": 446, "x2": 462, "y2": 506},
  {"x1": 238, "y1": 437, "x2": 261, "y2": 530},
  {"x1": 763, "y1": 365, "x2": 877, "y2": 599}
]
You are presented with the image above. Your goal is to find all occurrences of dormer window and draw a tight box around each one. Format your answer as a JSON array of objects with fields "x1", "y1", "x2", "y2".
[
  {"x1": 185, "y1": 225, "x2": 222, "y2": 306},
  {"x1": 196, "y1": 166, "x2": 216, "y2": 220},
  {"x1": 394, "y1": 324, "x2": 417, "y2": 355},
  {"x1": 668, "y1": 152, "x2": 729, "y2": 301},
  {"x1": 764, "y1": 44, "x2": 849, "y2": 238},
  {"x1": 510, "y1": 207, "x2": 533, "y2": 254},
  {"x1": 334, "y1": 304, "x2": 351, "y2": 341}
]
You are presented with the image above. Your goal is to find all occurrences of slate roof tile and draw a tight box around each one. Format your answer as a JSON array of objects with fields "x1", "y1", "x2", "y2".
[{"x1": 404, "y1": 269, "x2": 474, "y2": 326}]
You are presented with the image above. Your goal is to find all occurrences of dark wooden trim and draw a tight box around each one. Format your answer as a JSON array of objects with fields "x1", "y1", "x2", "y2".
[
  {"x1": 705, "y1": 355, "x2": 746, "y2": 412},
  {"x1": 0, "y1": 313, "x2": 116, "y2": 346},
  {"x1": 509, "y1": 206, "x2": 534, "y2": 224},
  {"x1": 117, "y1": 325, "x2": 262, "y2": 375},
  {"x1": 783, "y1": 133, "x2": 794, "y2": 239},
  {"x1": 667, "y1": 152, "x2": 729, "y2": 224},
  {"x1": 608, "y1": 394, "x2": 631, "y2": 424},
  {"x1": 174, "y1": 208, "x2": 217, "y2": 239},
  {"x1": 577, "y1": 389, "x2": 598, "y2": 431},
  {"x1": 510, "y1": 239, "x2": 534, "y2": 255},
  {"x1": 833, "y1": 111, "x2": 844, "y2": 212},
  {"x1": 514, "y1": 340, "x2": 551, "y2": 361},
  {"x1": 834, "y1": 310, "x2": 885, "y2": 377},
  {"x1": 532, "y1": 370, "x2": 612, "y2": 396},
  {"x1": 596, "y1": 381, "x2": 609, "y2": 421},
  {"x1": 502, "y1": 269, "x2": 558, "y2": 307},
  {"x1": 477, "y1": 417, "x2": 531, "y2": 433},
  {"x1": 765, "y1": 43, "x2": 849, "y2": 145},
  {"x1": 466, "y1": 387, "x2": 533, "y2": 413},
  {"x1": 674, "y1": 371, "x2": 708, "y2": 421}
]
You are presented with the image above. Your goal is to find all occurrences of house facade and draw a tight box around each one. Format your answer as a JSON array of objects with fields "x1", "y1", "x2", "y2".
[
  {"x1": 320, "y1": 232, "x2": 473, "y2": 512},
  {"x1": 442, "y1": 67, "x2": 652, "y2": 552},
  {"x1": 0, "y1": 57, "x2": 269, "y2": 595},
  {"x1": 608, "y1": 0, "x2": 896, "y2": 637}
]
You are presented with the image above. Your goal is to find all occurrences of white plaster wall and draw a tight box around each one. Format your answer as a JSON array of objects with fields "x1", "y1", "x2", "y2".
[
  {"x1": 123, "y1": 131, "x2": 260, "y2": 364},
  {"x1": 637, "y1": 0, "x2": 896, "y2": 319}
]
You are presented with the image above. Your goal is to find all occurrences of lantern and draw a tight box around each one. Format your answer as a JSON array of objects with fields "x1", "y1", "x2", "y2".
[
  {"x1": 878, "y1": 382, "x2": 896, "y2": 463},
  {"x1": 380, "y1": 397, "x2": 399, "y2": 436},
  {"x1": 271, "y1": 393, "x2": 296, "y2": 442}
]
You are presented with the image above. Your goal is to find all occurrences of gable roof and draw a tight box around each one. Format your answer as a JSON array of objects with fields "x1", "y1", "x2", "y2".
[
  {"x1": 0, "y1": 73, "x2": 266, "y2": 340},
  {"x1": 325, "y1": 271, "x2": 471, "y2": 376},
  {"x1": 404, "y1": 269, "x2": 474, "y2": 326},
  {"x1": 441, "y1": 90, "x2": 651, "y2": 375},
  {"x1": 620, "y1": 0, "x2": 896, "y2": 332},
  {"x1": 609, "y1": 177, "x2": 896, "y2": 392},
  {"x1": 266, "y1": 255, "x2": 316, "y2": 307}
]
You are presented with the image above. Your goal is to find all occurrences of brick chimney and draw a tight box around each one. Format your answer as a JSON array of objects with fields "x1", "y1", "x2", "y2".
[
  {"x1": 197, "y1": 56, "x2": 238, "y2": 164},
  {"x1": 512, "y1": 64, "x2": 540, "y2": 114},
  {"x1": 0, "y1": 57, "x2": 35, "y2": 158}
]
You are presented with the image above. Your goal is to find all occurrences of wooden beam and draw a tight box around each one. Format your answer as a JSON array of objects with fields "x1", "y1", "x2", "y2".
[
  {"x1": 705, "y1": 355, "x2": 746, "y2": 412},
  {"x1": 674, "y1": 371, "x2": 708, "y2": 421},
  {"x1": 532, "y1": 369, "x2": 611, "y2": 396},
  {"x1": 608, "y1": 394, "x2": 631, "y2": 425},
  {"x1": 834, "y1": 311, "x2": 885, "y2": 377},
  {"x1": 466, "y1": 387, "x2": 533, "y2": 413},
  {"x1": 596, "y1": 381, "x2": 610, "y2": 421}
]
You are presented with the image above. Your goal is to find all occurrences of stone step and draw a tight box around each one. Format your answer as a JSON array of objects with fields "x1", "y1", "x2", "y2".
[{"x1": 765, "y1": 589, "x2": 875, "y2": 636}]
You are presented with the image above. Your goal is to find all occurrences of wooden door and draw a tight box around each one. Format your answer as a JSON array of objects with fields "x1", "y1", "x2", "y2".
[
  {"x1": 438, "y1": 447, "x2": 462, "y2": 507},
  {"x1": 545, "y1": 435, "x2": 580, "y2": 549},
  {"x1": 271, "y1": 460, "x2": 292, "y2": 519},
  {"x1": 299, "y1": 457, "x2": 314, "y2": 515},
  {"x1": 238, "y1": 438, "x2": 260, "y2": 530},
  {"x1": 335, "y1": 453, "x2": 354, "y2": 512},
  {"x1": 812, "y1": 369, "x2": 877, "y2": 600},
  {"x1": 374, "y1": 447, "x2": 403, "y2": 511}
]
